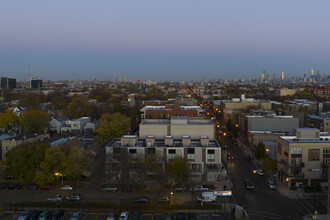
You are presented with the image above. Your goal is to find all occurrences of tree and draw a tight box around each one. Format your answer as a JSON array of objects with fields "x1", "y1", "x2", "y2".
[
  {"x1": 0, "y1": 109, "x2": 19, "y2": 131},
  {"x1": 6, "y1": 143, "x2": 49, "y2": 184},
  {"x1": 95, "y1": 113, "x2": 130, "y2": 146},
  {"x1": 21, "y1": 93, "x2": 43, "y2": 110},
  {"x1": 65, "y1": 97, "x2": 92, "y2": 118},
  {"x1": 167, "y1": 158, "x2": 191, "y2": 185},
  {"x1": 255, "y1": 142, "x2": 266, "y2": 160},
  {"x1": 20, "y1": 110, "x2": 49, "y2": 133},
  {"x1": 226, "y1": 117, "x2": 232, "y2": 132}
]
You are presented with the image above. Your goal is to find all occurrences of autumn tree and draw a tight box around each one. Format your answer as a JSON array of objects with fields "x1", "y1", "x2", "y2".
[
  {"x1": 20, "y1": 110, "x2": 49, "y2": 133},
  {"x1": 65, "y1": 97, "x2": 92, "y2": 118},
  {"x1": 255, "y1": 142, "x2": 266, "y2": 160},
  {"x1": 167, "y1": 157, "x2": 191, "y2": 185},
  {"x1": 21, "y1": 93, "x2": 43, "y2": 110},
  {"x1": 6, "y1": 143, "x2": 49, "y2": 184},
  {"x1": 95, "y1": 112, "x2": 130, "y2": 146},
  {"x1": 0, "y1": 109, "x2": 19, "y2": 131}
]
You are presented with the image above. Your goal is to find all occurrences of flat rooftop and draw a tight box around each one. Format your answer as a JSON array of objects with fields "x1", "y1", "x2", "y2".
[{"x1": 280, "y1": 136, "x2": 330, "y2": 143}]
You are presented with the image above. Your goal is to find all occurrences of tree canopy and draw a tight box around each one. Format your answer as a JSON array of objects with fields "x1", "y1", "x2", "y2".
[
  {"x1": 95, "y1": 112, "x2": 130, "y2": 146},
  {"x1": 255, "y1": 142, "x2": 266, "y2": 160},
  {"x1": 167, "y1": 157, "x2": 191, "y2": 185},
  {"x1": 20, "y1": 110, "x2": 49, "y2": 133}
]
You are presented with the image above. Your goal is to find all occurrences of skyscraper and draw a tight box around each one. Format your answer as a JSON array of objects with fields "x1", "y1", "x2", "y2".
[
  {"x1": 311, "y1": 68, "x2": 314, "y2": 76},
  {"x1": 281, "y1": 71, "x2": 285, "y2": 80}
]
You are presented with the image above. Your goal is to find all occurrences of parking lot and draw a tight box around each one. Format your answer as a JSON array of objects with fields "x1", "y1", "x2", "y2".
[{"x1": 0, "y1": 210, "x2": 225, "y2": 220}]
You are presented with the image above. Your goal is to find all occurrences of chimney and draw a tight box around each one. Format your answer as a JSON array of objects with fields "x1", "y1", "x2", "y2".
[
  {"x1": 201, "y1": 136, "x2": 209, "y2": 146},
  {"x1": 165, "y1": 136, "x2": 173, "y2": 147},
  {"x1": 182, "y1": 136, "x2": 191, "y2": 147},
  {"x1": 146, "y1": 136, "x2": 155, "y2": 147}
]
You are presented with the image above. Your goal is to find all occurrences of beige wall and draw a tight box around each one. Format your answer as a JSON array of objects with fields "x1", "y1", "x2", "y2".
[
  {"x1": 224, "y1": 102, "x2": 272, "y2": 111},
  {"x1": 139, "y1": 124, "x2": 168, "y2": 139},
  {"x1": 171, "y1": 124, "x2": 214, "y2": 139}
]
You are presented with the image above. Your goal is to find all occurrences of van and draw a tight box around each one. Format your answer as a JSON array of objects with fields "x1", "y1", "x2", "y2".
[{"x1": 197, "y1": 191, "x2": 217, "y2": 203}]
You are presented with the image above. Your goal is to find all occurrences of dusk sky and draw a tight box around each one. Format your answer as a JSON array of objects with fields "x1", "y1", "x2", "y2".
[{"x1": 0, "y1": 1, "x2": 329, "y2": 81}]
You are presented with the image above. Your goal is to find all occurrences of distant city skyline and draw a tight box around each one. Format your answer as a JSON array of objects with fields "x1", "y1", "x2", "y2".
[{"x1": 0, "y1": 0, "x2": 329, "y2": 81}]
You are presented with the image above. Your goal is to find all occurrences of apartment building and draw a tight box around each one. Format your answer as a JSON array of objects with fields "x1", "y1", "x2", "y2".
[
  {"x1": 277, "y1": 128, "x2": 329, "y2": 188},
  {"x1": 105, "y1": 135, "x2": 221, "y2": 183}
]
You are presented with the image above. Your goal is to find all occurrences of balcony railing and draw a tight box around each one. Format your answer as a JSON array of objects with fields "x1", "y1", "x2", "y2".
[
  {"x1": 290, "y1": 173, "x2": 304, "y2": 178},
  {"x1": 289, "y1": 162, "x2": 305, "y2": 168}
]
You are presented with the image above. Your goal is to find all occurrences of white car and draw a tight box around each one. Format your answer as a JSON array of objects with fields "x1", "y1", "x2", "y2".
[
  {"x1": 256, "y1": 169, "x2": 264, "y2": 176},
  {"x1": 47, "y1": 195, "x2": 62, "y2": 202},
  {"x1": 119, "y1": 211, "x2": 129, "y2": 220},
  {"x1": 60, "y1": 185, "x2": 74, "y2": 191},
  {"x1": 101, "y1": 185, "x2": 118, "y2": 192},
  {"x1": 266, "y1": 180, "x2": 276, "y2": 189},
  {"x1": 17, "y1": 210, "x2": 32, "y2": 220}
]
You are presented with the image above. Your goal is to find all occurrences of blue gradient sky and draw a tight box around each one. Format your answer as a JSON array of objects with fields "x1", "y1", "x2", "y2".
[{"x1": 0, "y1": 0, "x2": 329, "y2": 81}]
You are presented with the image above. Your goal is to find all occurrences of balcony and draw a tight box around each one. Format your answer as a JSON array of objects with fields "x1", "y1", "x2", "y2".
[
  {"x1": 289, "y1": 162, "x2": 305, "y2": 168},
  {"x1": 290, "y1": 173, "x2": 304, "y2": 178},
  {"x1": 321, "y1": 162, "x2": 328, "y2": 168}
]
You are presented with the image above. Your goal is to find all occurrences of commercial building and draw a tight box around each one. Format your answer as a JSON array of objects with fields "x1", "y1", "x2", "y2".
[
  {"x1": 30, "y1": 78, "x2": 43, "y2": 89},
  {"x1": 139, "y1": 117, "x2": 214, "y2": 139},
  {"x1": 140, "y1": 102, "x2": 203, "y2": 120},
  {"x1": 277, "y1": 128, "x2": 329, "y2": 188},
  {"x1": 1, "y1": 77, "x2": 16, "y2": 89}
]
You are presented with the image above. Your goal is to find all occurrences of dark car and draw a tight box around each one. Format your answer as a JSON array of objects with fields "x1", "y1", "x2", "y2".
[
  {"x1": 122, "y1": 187, "x2": 138, "y2": 192},
  {"x1": 245, "y1": 156, "x2": 251, "y2": 161},
  {"x1": 133, "y1": 196, "x2": 149, "y2": 203},
  {"x1": 24, "y1": 184, "x2": 38, "y2": 190},
  {"x1": 188, "y1": 214, "x2": 196, "y2": 220},
  {"x1": 165, "y1": 213, "x2": 172, "y2": 220},
  {"x1": 6, "y1": 184, "x2": 21, "y2": 190},
  {"x1": 28, "y1": 211, "x2": 40, "y2": 220},
  {"x1": 0, "y1": 184, "x2": 6, "y2": 190},
  {"x1": 173, "y1": 185, "x2": 186, "y2": 192},
  {"x1": 130, "y1": 211, "x2": 141, "y2": 220},
  {"x1": 41, "y1": 185, "x2": 54, "y2": 190},
  {"x1": 38, "y1": 210, "x2": 52, "y2": 220},
  {"x1": 107, "y1": 212, "x2": 117, "y2": 220},
  {"x1": 50, "y1": 210, "x2": 65, "y2": 220},
  {"x1": 232, "y1": 139, "x2": 237, "y2": 145},
  {"x1": 176, "y1": 213, "x2": 186, "y2": 220},
  {"x1": 157, "y1": 197, "x2": 170, "y2": 204},
  {"x1": 244, "y1": 180, "x2": 254, "y2": 190},
  {"x1": 227, "y1": 153, "x2": 234, "y2": 160}
]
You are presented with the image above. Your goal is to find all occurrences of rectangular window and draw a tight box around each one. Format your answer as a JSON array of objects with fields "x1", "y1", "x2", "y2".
[
  {"x1": 323, "y1": 148, "x2": 330, "y2": 154},
  {"x1": 191, "y1": 164, "x2": 202, "y2": 172},
  {"x1": 187, "y1": 148, "x2": 195, "y2": 161},
  {"x1": 169, "y1": 149, "x2": 176, "y2": 154},
  {"x1": 291, "y1": 148, "x2": 302, "y2": 154},
  {"x1": 168, "y1": 149, "x2": 176, "y2": 161},
  {"x1": 129, "y1": 149, "x2": 137, "y2": 154},
  {"x1": 188, "y1": 148, "x2": 195, "y2": 154}
]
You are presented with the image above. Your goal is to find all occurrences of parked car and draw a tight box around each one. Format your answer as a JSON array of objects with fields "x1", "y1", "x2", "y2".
[
  {"x1": 66, "y1": 194, "x2": 82, "y2": 202},
  {"x1": 173, "y1": 185, "x2": 186, "y2": 192},
  {"x1": 50, "y1": 210, "x2": 65, "y2": 220},
  {"x1": 70, "y1": 211, "x2": 84, "y2": 220},
  {"x1": 176, "y1": 213, "x2": 186, "y2": 220},
  {"x1": 157, "y1": 196, "x2": 170, "y2": 204},
  {"x1": 131, "y1": 211, "x2": 141, "y2": 220},
  {"x1": 265, "y1": 180, "x2": 276, "y2": 189},
  {"x1": 122, "y1": 187, "x2": 138, "y2": 192},
  {"x1": 60, "y1": 185, "x2": 73, "y2": 191},
  {"x1": 41, "y1": 185, "x2": 54, "y2": 190},
  {"x1": 6, "y1": 184, "x2": 21, "y2": 190},
  {"x1": 101, "y1": 185, "x2": 118, "y2": 192},
  {"x1": 18, "y1": 210, "x2": 33, "y2": 220},
  {"x1": 28, "y1": 210, "x2": 41, "y2": 220},
  {"x1": 119, "y1": 212, "x2": 129, "y2": 220},
  {"x1": 244, "y1": 179, "x2": 254, "y2": 190},
  {"x1": 232, "y1": 139, "x2": 237, "y2": 145},
  {"x1": 107, "y1": 212, "x2": 117, "y2": 220},
  {"x1": 0, "y1": 184, "x2": 6, "y2": 190},
  {"x1": 245, "y1": 156, "x2": 251, "y2": 161},
  {"x1": 256, "y1": 169, "x2": 264, "y2": 176},
  {"x1": 47, "y1": 195, "x2": 62, "y2": 202},
  {"x1": 38, "y1": 210, "x2": 52, "y2": 220},
  {"x1": 24, "y1": 184, "x2": 38, "y2": 190},
  {"x1": 165, "y1": 214, "x2": 172, "y2": 220},
  {"x1": 133, "y1": 196, "x2": 149, "y2": 203},
  {"x1": 188, "y1": 214, "x2": 196, "y2": 220},
  {"x1": 193, "y1": 185, "x2": 209, "y2": 191}
]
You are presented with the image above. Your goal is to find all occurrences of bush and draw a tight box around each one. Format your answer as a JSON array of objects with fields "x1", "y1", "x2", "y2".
[{"x1": 289, "y1": 186, "x2": 297, "y2": 190}]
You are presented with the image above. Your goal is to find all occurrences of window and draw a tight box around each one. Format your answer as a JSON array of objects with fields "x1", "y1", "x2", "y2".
[
  {"x1": 187, "y1": 148, "x2": 195, "y2": 162},
  {"x1": 129, "y1": 149, "x2": 137, "y2": 154},
  {"x1": 207, "y1": 164, "x2": 219, "y2": 170},
  {"x1": 5, "y1": 146, "x2": 8, "y2": 152},
  {"x1": 323, "y1": 148, "x2": 330, "y2": 154},
  {"x1": 191, "y1": 164, "x2": 202, "y2": 172},
  {"x1": 168, "y1": 149, "x2": 176, "y2": 161},
  {"x1": 291, "y1": 148, "x2": 302, "y2": 154},
  {"x1": 207, "y1": 149, "x2": 215, "y2": 162}
]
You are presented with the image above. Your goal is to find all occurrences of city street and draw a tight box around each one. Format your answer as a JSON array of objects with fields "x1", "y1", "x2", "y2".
[{"x1": 223, "y1": 137, "x2": 327, "y2": 220}]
